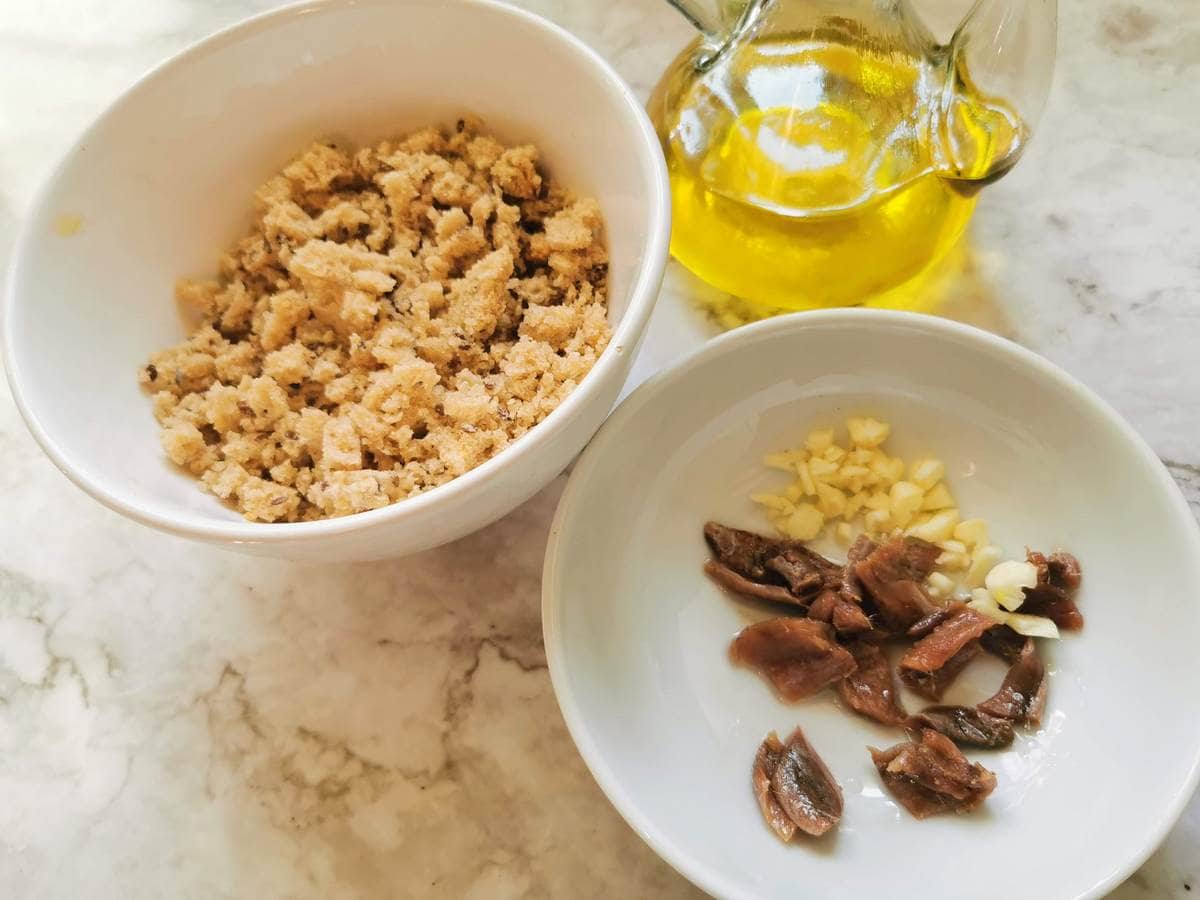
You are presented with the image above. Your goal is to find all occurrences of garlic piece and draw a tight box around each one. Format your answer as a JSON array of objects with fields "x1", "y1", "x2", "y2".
[
  {"x1": 890, "y1": 481, "x2": 924, "y2": 518},
  {"x1": 920, "y1": 483, "x2": 955, "y2": 511},
  {"x1": 968, "y1": 590, "x2": 1060, "y2": 637},
  {"x1": 751, "y1": 492, "x2": 792, "y2": 514},
  {"x1": 985, "y1": 559, "x2": 1039, "y2": 611},
  {"x1": 847, "y1": 417, "x2": 890, "y2": 448},
  {"x1": 864, "y1": 491, "x2": 891, "y2": 512},
  {"x1": 936, "y1": 550, "x2": 970, "y2": 571},
  {"x1": 807, "y1": 456, "x2": 839, "y2": 481},
  {"x1": 797, "y1": 461, "x2": 817, "y2": 496},
  {"x1": 764, "y1": 452, "x2": 798, "y2": 472},
  {"x1": 805, "y1": 429, "x2": 834, "y2": 453},
  {"x1": 835, "y1": 521, "x2": 854, "y2": 545},
  {"x1": 967, "y1": 589, "x2": 1009, "y2": 624},
  {"x1": 966, "y1": 544, "x2": 1003, "y2": 588},
  {"x1": 953, "y1": 518, "x2": 989, "y2": 549},
  {"x1": 753, "y1": 419, "x2": 994, "y2": 566},
  {"x1": 870, "y1": 453, "x2": 905, "y2": 486},
  {"x1": 909, "y1": 458, "x2": 945, "y2": 490},
  {"x1": 926, "y1": 571, "x2": 956, "y2": 601},
  {"x1": 815, "y1": 482, "x2": 847, "y2": 518},
  {"x1": 864, "y1": 508, "x2": 891, "y2": 534},
  {"x1": 784, "y1": 503, "x2": 825, "y2": 541},
  {"x1": 908, "y1": 508, "x2": 960, "y2": 543},
  {"x1": 1005, "y1": 612, "x2": 1061, "y2": 639}
]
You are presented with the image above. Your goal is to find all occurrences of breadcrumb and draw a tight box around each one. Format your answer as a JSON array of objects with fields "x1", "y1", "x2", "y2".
[{"x1": 141, "y1": 122, "x2": 610, "y2": 521}]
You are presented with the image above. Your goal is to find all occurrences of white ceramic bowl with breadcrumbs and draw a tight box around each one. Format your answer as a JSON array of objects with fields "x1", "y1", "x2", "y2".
[
  {"x1": 2, "y1": 0, "x2": 668, "y2": 561},
  {"x1": 543, "y1": 310, "x2": 1200, "y2": 900}
]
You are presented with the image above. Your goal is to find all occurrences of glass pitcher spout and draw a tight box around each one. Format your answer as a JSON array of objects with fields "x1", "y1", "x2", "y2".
[{"x1": 935, "y1": 0, "x2": 1058, "y2": 188}]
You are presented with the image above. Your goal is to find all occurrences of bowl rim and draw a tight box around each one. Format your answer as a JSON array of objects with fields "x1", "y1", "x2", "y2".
[
  {"x1": 542, "y1": 307, "x2": 1200, "y2": 900},
  {"x1": 0, "y1": 0, "x2": 671, "y2": 545}
]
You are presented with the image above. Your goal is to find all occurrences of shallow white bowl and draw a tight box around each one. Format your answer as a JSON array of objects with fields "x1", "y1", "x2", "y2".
[
  {"x1": 2, "y1": 0, "x2": 669, "y2": 561},
  {"x1": 543, "y1": 310, "x2": 1200, "y2": 900}
]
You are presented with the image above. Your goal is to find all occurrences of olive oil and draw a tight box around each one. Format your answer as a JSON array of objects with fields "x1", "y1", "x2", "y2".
[{"x1": 653, "y1": 38, "x2": 1023, "y2": 310}]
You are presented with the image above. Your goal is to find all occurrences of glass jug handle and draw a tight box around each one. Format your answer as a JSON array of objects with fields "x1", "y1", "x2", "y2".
[
  {"x1": 665, "y1": 0, "x2": 766, "y2": 60},
  {"x1": 941, "y1": 0, "x2": 1058, "y2": 178}
]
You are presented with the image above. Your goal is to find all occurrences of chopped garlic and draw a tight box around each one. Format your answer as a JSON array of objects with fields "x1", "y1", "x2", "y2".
[
  {"x1": 808, "y1": 456, "x2": 838, "y2": 481},
  {"x1": 764, "y1": 452, "x2": 798, "y2": 472},
  {"x1": 953, "y1": 518, "x2": 988, "y2": 549},
  {"x1": 784, "y1": 503, "x2": 824, "y2": 540},
  {"x1": 816, "y1": 482, "x2": 847, "y2": 517},
  {"x1": 937, "y1": 541, "x2": 971, "y2": 571},
  {"x1": 822, "y1": 445, "x2": 846, "y2": 463},
  {"x1": 870, "y1": 454, "x2": 905, "y2": 485},
  {"x1": 985, "y1": 559, "x2": 1038, "y2": 611},
  {"x1": 909, "y1": 458, "x2": 945, "y2": 490},
  {"x1": 864, "y1": 508, "x2": 891, "y2": 534},
  {"x1": 752, "y1": 418, "x2": 999, "y2": 591},
  {"x1": 920, "y1": 483, "x2": 955, "y2": 511},
  {"x1": 751, "y1": 492, "x2": 793, "y2": 513},
  {"x1": 847, "y1": 448, "x2": 874, "y2": 466},
  {"x1": 969, "y1": 591, "x2": 1060, "y2": 638},
  {"x1": 967, "y1": 590, "x2": 1009, "y2": 624},
  {"x1": 847, "y1": 417, "x2": 890, "y2": 448},
  {"x1": 926, "y1": 571, "x2": 956, "y2": 601},
  {"x1": 797, "y1": 461, "x2": 817, "y2": 496},
  {"x1": 889, "y1": 481, "x2": 923, "y2": 517},
  {"x1": 840, "y1": 464, "x2": 870, "y2": 482},
  {"x1": 805, "y1": 429, "x2": 834, "y2": 453},
  {"x1": 937, "y1": 549, "x2": 970, "y2": 571},
  {"x1": 1005, "y1": 613, "x2": 1060, "y2": 639},
  {"x1": 840, "y1": 471, "x2": 869, "y2": 494},
  {"x1": 908, "y1": 508, "x2": 960, "y2": 543},
  {"x1": 966, "y1": 544, "x2": 1003, "y2": 587},
  {"x1": 864, "y1": 491, "x2": 891, "y2": 512}
]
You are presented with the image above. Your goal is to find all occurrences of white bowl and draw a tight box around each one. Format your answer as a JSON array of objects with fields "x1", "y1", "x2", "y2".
[
  {"x1": 543, "y1": 310, "x2": 1200, "y2": 900},
  {"x1": 2, "y1": 0, "x2": 669, "y2": 562}
]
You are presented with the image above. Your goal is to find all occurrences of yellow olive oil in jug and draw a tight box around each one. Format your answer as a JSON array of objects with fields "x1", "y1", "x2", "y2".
[{"x1": 651, "y1": 30, "x2": 1027, "y2": 310}]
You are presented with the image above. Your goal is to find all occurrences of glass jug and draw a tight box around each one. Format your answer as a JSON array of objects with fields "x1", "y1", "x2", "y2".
[{"x1": 649, "y1": 0, "x2": 1057, "y2": 309}]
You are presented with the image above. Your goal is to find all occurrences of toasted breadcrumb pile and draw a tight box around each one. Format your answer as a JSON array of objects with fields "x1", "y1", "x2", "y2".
[{"x1": 140, "y1": 122, "x2": 610, "y2": 522}]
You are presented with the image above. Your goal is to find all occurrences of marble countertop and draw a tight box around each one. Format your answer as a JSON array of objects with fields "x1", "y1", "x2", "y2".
[{"x1": 1, "y1": 0, "x2": 1197, "y2": 897}]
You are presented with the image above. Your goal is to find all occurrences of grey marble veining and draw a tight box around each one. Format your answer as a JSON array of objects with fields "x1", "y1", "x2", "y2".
[{"x1": 0, "y1": 0, "x2": 1197, "y2": 897}]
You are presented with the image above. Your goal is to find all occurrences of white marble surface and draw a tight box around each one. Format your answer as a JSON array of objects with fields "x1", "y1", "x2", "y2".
[{"x1": 1, "y1": 0, "x2": 1198, "y2": 897}]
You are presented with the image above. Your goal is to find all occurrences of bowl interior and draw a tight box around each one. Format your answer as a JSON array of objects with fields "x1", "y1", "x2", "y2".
[
  {"x1": 5, "y1": 0, "x2": 660, "y2": 530},
  {"x1": 544, "y1": 312, "x2": 1200, "y2": 900}
]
